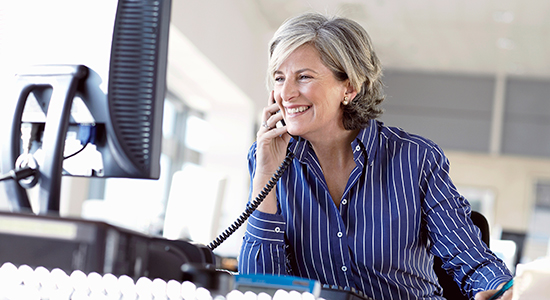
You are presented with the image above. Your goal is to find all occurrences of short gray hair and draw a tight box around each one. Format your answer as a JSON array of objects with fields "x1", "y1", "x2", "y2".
[{"x1": 267, "y1": 12, "x2": 385, "y2": 130}]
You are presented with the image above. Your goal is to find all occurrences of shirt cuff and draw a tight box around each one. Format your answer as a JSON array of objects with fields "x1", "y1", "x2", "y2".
[
  {"x1": 245, "y1": 210, "x2": 286, "y2": 242},
  {"x1": 486, "y1": 274, "x2": 513, "y2": 291}
]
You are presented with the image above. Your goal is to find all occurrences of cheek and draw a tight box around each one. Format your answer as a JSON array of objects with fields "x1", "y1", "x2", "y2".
[
  {"x1": 272, "y1": 87, "x2": 282, "y2": 102},
  {"x1": 274, "y1": 92, "x2": 283, "y2": 107},
  {"x1": 272, "y1": 93, "x2": 285, "y2": 114},
  {"x1": 276, "y1": 102, "x2": 284, "y2": 114}
]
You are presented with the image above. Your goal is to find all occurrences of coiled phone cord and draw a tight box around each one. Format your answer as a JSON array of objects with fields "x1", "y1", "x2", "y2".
[{"x1": 208, "y1": 147, "x2": 296, "y2": 251}]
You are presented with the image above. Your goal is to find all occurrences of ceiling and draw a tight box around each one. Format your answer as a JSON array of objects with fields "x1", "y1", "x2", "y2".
[
  {"x1": 255, "y1": 0, "x2": 550, "y2": 76},
  {"x1": 171, "y1": 0, "x2": 550, "y2": 112}
]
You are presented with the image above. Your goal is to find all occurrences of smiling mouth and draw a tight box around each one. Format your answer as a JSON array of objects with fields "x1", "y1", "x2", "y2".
[{"x1": 286, "y1": 106, "x2": 310, "y2": 114}]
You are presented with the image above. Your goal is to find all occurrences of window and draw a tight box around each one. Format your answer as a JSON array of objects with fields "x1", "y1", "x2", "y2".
[{"x1": 83, "y1": 95, "x2": 204, "y2": 234}]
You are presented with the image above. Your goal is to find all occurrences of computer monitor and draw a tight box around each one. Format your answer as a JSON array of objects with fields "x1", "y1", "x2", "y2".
[{"x1": 0, "y1": 0, "x2": 172, "y2": 214}]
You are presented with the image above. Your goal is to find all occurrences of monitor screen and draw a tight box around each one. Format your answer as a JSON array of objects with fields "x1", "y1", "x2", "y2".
[{"x1": 0, "y1": 0, "x2": 172, "y2": 214}]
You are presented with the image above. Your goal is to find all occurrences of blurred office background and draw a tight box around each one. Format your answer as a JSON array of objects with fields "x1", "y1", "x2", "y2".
[{"x1": 1, "y1": 0, "x2": 550, "y2": 272}]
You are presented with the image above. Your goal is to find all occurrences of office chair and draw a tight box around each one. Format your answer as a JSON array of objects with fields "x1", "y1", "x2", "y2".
[{"x1": 433, "y1": 211, "x2": 490, "y2": 300}]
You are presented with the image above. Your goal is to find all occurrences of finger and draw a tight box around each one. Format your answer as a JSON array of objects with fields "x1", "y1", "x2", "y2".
[
  {"x1": 269, "y1": 108, "x2": 284, "y2": 123},
  {"x1": 261, "y1": 107, "x2": 274, "y2": 130},
  {"x1": 262, "y1": 129, "x2": 292, "y2": 147},
  {"x1": 260, "y1": 120, "x2": 273, "y2": 131},
  {"x1": 264, "y1": 91, "x2": 280, "y2": 117},
  {"x1": 264, "y1": 125, "x2": 287, "y2": 137},
  {"x1": 474, "y1": 289, "x2": 494, "y2": 300},
  {"x1": 261, "y1": 111, "x2": 284, "y2": 133},
  {"x1": 268, "y1": 90, "x2": 275, "y2": 105},
  {"x1": 502, "y1": 288, "x2": 513, "y2": 300},
  {"x1": 256, "y1": 124, "x2": 285, "y2": 140},
  {"x1": 269, "y1": 90, "x2": 287, "y2": 126}
]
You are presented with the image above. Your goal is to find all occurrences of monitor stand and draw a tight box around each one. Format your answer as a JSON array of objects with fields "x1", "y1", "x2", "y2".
[{"x1": 2, "y1": 65, "x2": 88, "y2": 215}]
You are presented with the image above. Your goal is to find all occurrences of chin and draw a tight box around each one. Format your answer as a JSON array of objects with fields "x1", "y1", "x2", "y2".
[{"x1": 286, "y1": 127, "x2": 300, "y2": 137}]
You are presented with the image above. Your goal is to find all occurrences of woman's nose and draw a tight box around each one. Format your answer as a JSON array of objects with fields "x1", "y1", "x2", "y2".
[{"x1": 280, "y1": 80, "x2": 298, "y2": 102}]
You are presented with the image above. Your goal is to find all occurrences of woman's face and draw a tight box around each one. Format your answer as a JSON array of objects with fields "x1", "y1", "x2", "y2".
[{"x1": 273, "y1": 44, "x2": 350, "y2": 141}]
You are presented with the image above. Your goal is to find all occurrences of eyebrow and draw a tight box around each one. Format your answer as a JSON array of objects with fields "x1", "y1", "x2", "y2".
[{"x1": 274, "y1": 68, "x2": 319, "y2": 76}]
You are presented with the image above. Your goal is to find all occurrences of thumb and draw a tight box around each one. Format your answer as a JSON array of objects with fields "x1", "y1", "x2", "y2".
[{"x1": 474, "y1": 289, "x2": 493, "y2": 300}]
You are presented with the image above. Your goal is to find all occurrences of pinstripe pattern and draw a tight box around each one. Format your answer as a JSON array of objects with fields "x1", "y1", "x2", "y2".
[{"x1": 238, "y1": 120, "x2": 512, "y2": 300}]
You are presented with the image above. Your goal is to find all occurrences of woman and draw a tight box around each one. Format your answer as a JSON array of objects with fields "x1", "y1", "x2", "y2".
[{"x1": 238, "y1": 12, "x2": 513, "y2": 300}]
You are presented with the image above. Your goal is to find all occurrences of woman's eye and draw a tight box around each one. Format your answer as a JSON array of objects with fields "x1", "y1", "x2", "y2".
[
  {"x1": 274, "y1": 77, "x2": 284, "y2": 83},
  {"x1": 299, "y1": 75, "x2": 312, "y2": 80}
]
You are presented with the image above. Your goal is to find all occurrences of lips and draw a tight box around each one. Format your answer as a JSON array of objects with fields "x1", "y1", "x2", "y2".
[{"x1": 286, "y1": 106, "x2": 310, "y2": 114}]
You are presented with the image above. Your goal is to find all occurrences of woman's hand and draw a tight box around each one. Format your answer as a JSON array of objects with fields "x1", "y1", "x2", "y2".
[
  {"x1": 252, "y1": 91, "x2": 291, "y2": 214},
  {"x1": 474, "y1": 282, "x2": 513, "y2": 300}
]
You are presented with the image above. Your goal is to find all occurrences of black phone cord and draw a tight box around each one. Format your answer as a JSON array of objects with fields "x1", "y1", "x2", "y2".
[
  {"x1": 208, "y1": 151, "x2": 295, "y2": 251},
  {"x1": 0, "y1": 166, "x2": 38, "y2": 183}
]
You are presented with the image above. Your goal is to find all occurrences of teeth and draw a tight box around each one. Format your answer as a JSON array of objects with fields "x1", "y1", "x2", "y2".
[{"x1": 287, "y1": 106, "x2": 309, "y2": 114}]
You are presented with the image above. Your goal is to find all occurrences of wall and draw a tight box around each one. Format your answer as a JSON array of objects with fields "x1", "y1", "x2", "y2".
[
  {"x1": 446, "y1": 151, "x2": 549, "y2": 232},
  {"x1": 379, "y1": 69, "x2": 550, "y2": 249},
  {"x1": 381, "y1": 69, "x2": 550, "y2": 158}
]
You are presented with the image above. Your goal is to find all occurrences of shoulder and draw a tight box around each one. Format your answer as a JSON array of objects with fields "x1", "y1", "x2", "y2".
[{"x1": 376, "y1": 121, "x2": 445, "y2": 157}]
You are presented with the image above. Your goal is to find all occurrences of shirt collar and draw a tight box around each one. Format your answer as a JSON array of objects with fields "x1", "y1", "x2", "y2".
[
  {"x1": 352, "y1": 119, "x2": 379, "y2": 167},
  {"x1": 287, "y1": 136, "x2": 308, "y2": 162},
  {"x1": 287, "y1": 119, "x2": 379, "y2": 166}
]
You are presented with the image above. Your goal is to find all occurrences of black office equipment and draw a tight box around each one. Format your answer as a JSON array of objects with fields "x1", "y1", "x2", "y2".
[
  {"x1": 1, "y1": 0, "x2": 172, "y2": 215},
  {"x1": 320, "y1": 285, "x2": 375, "y2": 300},
  {"x1": 0, "y1": 211, "x2": 213, "y2": 282},
  {"x1": 500, "y1": 230, "x2": 526, "y2": 271}
]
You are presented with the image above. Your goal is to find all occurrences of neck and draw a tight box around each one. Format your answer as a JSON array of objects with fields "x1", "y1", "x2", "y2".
[{"x1": 309, "y1": 128, "x2": 360, "y2": 166}]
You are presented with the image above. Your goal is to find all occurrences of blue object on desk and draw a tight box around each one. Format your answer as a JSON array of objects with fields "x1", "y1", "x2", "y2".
[{"x1": 234, "y1": 273, "x2": 321, "y2": 296}]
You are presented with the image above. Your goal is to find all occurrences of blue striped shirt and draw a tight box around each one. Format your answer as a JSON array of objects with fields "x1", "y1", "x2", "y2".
[{"x1": 238, "y1": 119, "x2": 512, "y2": 300}]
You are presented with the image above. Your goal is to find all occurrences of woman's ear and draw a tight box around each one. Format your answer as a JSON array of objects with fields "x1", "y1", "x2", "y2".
[{"x1": 344, "y1": 80, "x2": 358, "y2": 101}]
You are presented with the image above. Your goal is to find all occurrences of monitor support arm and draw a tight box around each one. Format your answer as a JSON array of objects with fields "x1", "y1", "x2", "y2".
[{"x1": 2, "y1": 65, "x2": 88, "y2": 215}]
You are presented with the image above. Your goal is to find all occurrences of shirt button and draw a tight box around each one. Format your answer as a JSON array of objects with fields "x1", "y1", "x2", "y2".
[
  {"x1": 355, "y1": 145, "x2": 361, "y2": 152},
  {"x1": 341, "y1": 199, "x2": 348, "y2": 205},
  {"x1": 274, "y1": 227, "x2": 281, "y2": 233},
  {"x1": 341, "y1": 266, "x2": 347, "y2": 272},
  {"x1": 337, "y1": 232, "x2": 343, "y2": 238}
]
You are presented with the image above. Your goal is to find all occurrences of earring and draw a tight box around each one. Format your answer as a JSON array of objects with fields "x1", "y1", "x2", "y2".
[{"x1": 342, "y1": 96, "x2": 349, "y2": 105}]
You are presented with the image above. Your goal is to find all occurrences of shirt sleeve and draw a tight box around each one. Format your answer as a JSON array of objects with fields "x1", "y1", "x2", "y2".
[
  {"x1": 238, "y1": 210, "x2": 289, "y2": 275},
  {"x1": 419, "y1": 144, "x2": 512, "y2": 298},
  {"x1": 237, "y1": 142, "x2": 290, "y2": 275}
]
